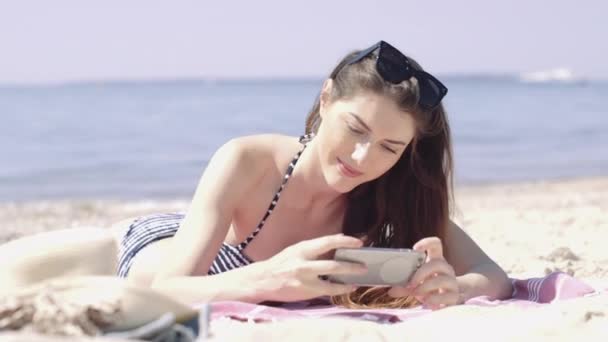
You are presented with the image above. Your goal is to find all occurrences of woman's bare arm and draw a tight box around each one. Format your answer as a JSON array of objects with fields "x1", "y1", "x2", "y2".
[
  {"x1": 148, "y1": 135, "x2": 368, "y2": 304},
  {"x1": 149, "y1": 137, "x2": 269, "y2": 303},
  {"x1": 444, "y1": 221, "x2": 513, "y2": 302}
]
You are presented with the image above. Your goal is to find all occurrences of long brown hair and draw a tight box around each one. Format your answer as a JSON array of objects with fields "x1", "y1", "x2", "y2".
[{"x1": 305, "y1": 46, "x2": 454, "y2": 308}]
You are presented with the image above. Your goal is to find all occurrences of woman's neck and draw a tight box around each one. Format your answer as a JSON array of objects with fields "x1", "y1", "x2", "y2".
[{"x1": 284, "y1": 139, "x2": 347, "y2": 215}]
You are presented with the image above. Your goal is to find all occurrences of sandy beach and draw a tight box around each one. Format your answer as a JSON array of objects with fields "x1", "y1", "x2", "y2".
[
  {"x1": 2, "y1": 175, "x2": 607, "y2": 287},
  {"x1": 1, "y1": 175, "x2": 607, "y2": 340}
]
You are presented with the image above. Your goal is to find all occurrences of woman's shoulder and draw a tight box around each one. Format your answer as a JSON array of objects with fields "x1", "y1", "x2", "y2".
[
  {"x1": 192, "y1": 134, "x2": 300, "y2": 204},
  {"x1": 218, "y1": 133, "x2": 301, "y2": 173}
]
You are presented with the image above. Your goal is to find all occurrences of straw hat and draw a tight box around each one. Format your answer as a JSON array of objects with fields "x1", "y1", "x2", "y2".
[
  {"x1": 1, "y1": 275, "x2": 197, "y2": 332},
  {"x1": 0, "y1": 227, "x2": 197, "y2": 331},
  {"x1": 0, "y1": 227, "x2": 118, "y2": 292}
]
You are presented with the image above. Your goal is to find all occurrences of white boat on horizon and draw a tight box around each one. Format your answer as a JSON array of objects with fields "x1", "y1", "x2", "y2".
[{"x1": 519, "y1": 68, "x2": 584, "y2": 83}]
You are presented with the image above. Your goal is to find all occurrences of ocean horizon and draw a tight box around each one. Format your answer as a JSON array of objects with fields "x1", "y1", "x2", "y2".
[{"x1": 1, "y1": 76, "x2": 606, "y2": 202}]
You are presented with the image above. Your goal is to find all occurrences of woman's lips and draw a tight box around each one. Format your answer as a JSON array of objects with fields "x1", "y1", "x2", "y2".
[{"x1": 337, "y1": 158, "x2": 363, "y2": 177}]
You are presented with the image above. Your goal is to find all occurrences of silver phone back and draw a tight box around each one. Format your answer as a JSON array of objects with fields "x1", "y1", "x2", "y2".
[{"x1": 327, "y1": 247, "x2": 425, "y2": 287}]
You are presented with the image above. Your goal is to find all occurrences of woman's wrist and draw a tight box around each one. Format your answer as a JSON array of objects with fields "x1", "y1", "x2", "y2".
[
  {"x1": 455, "y1": 263, "x2": 513, "y2": 303},
  {"x1": 235, "y1": 261, "x2": 276, "y2": 303}
]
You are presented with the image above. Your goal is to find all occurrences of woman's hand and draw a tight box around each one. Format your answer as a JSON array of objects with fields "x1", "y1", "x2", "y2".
[
  {"x1": 253, "y1": 234, "x2": 368, "y2": 303},
  {"x1": 388, "y1": 237, "x2": 461, "y2": 310}
]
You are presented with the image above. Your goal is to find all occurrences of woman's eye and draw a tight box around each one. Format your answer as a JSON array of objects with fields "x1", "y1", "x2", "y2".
[
  {"x1": 347, "y1": 125, "x2": 364, "y2": 134},
  {"x1": 382, "y1": 145, "x2": 397, "y2": 154}
]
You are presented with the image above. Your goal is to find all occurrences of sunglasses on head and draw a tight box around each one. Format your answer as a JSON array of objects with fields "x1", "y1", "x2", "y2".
[{"x1": 346, "y1": 40, "x2": 448, "y2": 110}]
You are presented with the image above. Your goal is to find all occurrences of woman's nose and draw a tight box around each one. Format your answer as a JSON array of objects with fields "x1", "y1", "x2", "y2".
[{"x1": 351, "y1": 141, "x2": 370, "y2": 164}]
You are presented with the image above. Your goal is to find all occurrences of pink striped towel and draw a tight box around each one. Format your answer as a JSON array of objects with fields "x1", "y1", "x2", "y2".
[{"x1": 201, "y1": 272, "x2": 606, "y2": 324}]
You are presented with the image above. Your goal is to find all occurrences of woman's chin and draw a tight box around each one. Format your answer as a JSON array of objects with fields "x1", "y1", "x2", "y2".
[{"x1": 325, "y1": 172, "x2": 359, "y2": 194}]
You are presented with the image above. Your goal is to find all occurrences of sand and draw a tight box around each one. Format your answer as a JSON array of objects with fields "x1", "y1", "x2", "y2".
[
  {"x1": 1, "y1": 176, "x2": 607, "y2": 340},
  {"x1": 451, "y1": 176, "x2": 608, "y2": 289}
]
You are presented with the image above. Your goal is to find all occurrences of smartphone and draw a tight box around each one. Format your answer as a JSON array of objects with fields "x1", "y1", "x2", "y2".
[{"x1": 326, "y1": 247, "x2": 426, "y2": 287}]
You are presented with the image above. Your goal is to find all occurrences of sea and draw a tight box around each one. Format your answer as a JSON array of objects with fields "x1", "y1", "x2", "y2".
[{"x1": 1, "y1": 77, "x2": 607, "y2": 202}]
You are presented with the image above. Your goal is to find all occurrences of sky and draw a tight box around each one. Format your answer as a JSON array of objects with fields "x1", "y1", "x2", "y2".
[{"x1": 0, "y1": 0, "x2": 606, "y2": 84}]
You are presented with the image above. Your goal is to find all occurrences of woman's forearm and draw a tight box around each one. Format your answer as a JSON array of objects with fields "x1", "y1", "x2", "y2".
[
  {"x1": 150, "y1": 262, "x2": 269, "y2": 304},
  {"x1": 456, "y1": 262, "x2": 513, "y2": 303}
]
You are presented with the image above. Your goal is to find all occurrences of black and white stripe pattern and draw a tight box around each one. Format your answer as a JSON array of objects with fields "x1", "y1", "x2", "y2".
[
  {"x1": 116, "y1": 212, "x2": 184, "y2": 277},
  {"x1": 115, "y1": 134, "x2": 313, "y2": 277},
  {"x1": 236, "y1": 133, "x2": 312, "y2": 251}
]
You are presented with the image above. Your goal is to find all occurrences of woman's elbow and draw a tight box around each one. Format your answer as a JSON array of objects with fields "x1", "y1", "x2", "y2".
[{"x1": 492, "y1": 265, "x2": 513, "y2": 300}]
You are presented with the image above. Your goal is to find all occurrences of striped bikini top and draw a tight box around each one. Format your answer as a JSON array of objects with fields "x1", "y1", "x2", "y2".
[{"x1": 208, "y1": 133, "x2": 314, "y2": 275}]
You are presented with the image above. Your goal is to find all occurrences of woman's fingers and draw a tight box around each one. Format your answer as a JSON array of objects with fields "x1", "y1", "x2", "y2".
[
  {"x1": 389, "y1": 273, "x2": 457, "y2": 299},
  {"x1": 407, "y1": 259, "x2": 455, "y2": 287},
  {"x1": 413, "y1": 236, "x2": 443, "y2": 261},
  {"x1": 407, "y1": 237, "x2": 460, "y2": 309},
  {"x1": 420, "y1": 291, "x2": 460, "y2": 309},
  {"x1": 298, "y1": 234, "x2": 363, "y2": 259},
  {"x1": 387, "y1": 285, "x2": 411, "y2": 298},
  {"x1": 410, "y1": 274, "x2": 458, "y2": 298}
]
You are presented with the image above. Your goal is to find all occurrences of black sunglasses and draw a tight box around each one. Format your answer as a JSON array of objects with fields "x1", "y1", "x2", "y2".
[{"x1": 346, "y1": 40, "x2": 448, "y2": 110}]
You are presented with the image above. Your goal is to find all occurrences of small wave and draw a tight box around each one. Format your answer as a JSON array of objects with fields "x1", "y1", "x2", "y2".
[{"x1": 519, "y1": 68, "x2": 583, "y2": 84}]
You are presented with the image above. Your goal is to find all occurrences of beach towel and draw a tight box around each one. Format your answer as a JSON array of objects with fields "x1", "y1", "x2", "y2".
[
  {"x1": 201, "y1": 272, "x2": 608, "y2": 341},
  {"x1": 203, "y1": 272, "x2": 604, "y2": 323}
]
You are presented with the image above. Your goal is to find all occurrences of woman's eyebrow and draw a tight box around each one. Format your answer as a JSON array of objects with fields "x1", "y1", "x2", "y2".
[{"x1": 347, "y1": 112, "x2": 407, "y2": 145}]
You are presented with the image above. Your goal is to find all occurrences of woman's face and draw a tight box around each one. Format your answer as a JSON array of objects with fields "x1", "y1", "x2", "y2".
[{"x1": 316, "y1": 88, "x2": 417, "y2": 193}]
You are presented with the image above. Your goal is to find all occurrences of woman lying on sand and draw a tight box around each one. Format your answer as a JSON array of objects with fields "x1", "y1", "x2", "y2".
[{"x1": 115, "y1": 40, "x2": 513, "y2": 310}]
